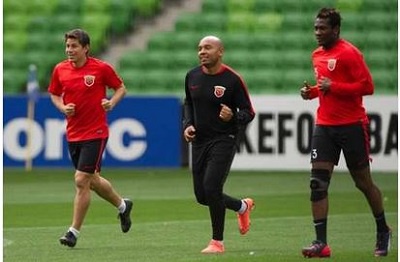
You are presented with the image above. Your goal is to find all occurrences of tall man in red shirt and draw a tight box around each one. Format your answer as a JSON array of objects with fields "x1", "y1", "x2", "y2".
[
  {"x1": 300, "y1": 8, "x2": 391, "y2": 258},
  {"x1": 48, "y1": 29, "x2": 132, "y2": 248}
]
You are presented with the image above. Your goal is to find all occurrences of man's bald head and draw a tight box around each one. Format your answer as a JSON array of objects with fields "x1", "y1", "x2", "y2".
[{"x1": 199, "y1": 35, "x2": 224, "y2": 49}]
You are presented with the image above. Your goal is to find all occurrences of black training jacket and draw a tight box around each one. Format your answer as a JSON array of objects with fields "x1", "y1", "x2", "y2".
[{"x1": 183, "y1": 64, "x2": 255, "y2": 143}]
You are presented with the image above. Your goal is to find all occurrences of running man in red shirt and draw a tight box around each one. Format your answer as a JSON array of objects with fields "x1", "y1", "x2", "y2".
[
  {"x1": 300, "y1": 8, "x2": 391, "y2": 258},
  {"x1": 48, "y1": 29, "x2": 132, "y2": 248}
]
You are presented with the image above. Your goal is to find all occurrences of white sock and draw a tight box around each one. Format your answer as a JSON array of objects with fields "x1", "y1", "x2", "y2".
[
  {"x1": 118, "y1": 199, "x2": 126, "y2": 213},
  {"x1": 69, "y1": 227, "x2": 80, "y2": 238},
  {"x1": 238, "y1": 200, "x2": 248, "y2": 214}
]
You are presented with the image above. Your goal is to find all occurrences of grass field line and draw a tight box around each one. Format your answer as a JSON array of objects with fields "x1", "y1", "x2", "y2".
[
  {"x1": 4, "y1": 211, "x2": 397, "y2": 232},
  {"x1": 3, "y1": 239, "x2": 14, "y2": 247}
]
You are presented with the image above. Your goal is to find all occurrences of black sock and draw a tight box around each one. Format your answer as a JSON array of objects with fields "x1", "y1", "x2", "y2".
[
  {"x1": 375, "y1": 211, "x2": 389, "y2": 233},
  {"x1": 314, "y1": 218, "x2": 327, "y2": 244}
]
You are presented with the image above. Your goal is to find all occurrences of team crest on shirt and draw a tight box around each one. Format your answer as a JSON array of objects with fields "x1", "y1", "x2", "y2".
[
  {"x1": 327, "y1": 59, "x2": 337, "y2": 71},
  {"x1": 214, "y1": 85, "x2": 226, "y2": 98},
  {"x1": 84, "y1": 75, "x2": 95, "y2": 87}
]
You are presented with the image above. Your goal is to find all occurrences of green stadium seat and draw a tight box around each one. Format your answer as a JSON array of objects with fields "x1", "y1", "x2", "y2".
[
  {"x1": 175, "y1": 14, "x2": 200, "y2": 32},
  {"x1": 119, "y1": 51, "x2": 186, "y2": 70},
  {"x1": 4, "y1": 32, "x2": 28, "y2": 52},
  {"x1": 252, "y1": 51, "x2": 286, "y2": 69},
  {"x1": 25, "y1": 52, "x2": 59, "y2": 73},
  {"x1": 4, "y1": 0, "x2": 29, "y2": 15},
  {"x1": 224, "y1": 50, "x2": 283, "y2": 70},
  {"x1": 227, "y1": 13, "x2": 256, "y2": 33},
  {"x1": 29, "y1": 16, "x2": 52, "y2": 33},
  {"x1": 336, "y1": 0, "x2": 363, "y2": 12},
  {"x1": 371, "y1": 69, "x2": 398, "y2": 92},
  {"x1": 224, "y1": 50, "x2": 251, "y2": 69},
  {"x1": 281, "y1": 32, "x2": 316, "y2": 51},
  {"x1": 254, "y1": 0, "x2": 301, "y2": 13},
  {"x1": 83, "y1": 0, "x2": 111, "y2": 12},
  {"x1": 148, "y1": 32, "x2": 200, "y2": 51},
  {"x1": 366, "y1": 12, "x2": 397, "y2": 31},
  {"x1": 340, "y1": 12, "x2": 367, "y2": 31},
  {"x1": 362, "y1": 0, "x2": 397, "y2": 12},
  {"x1": 252, "y1": 33, "x2": 281, "y2": 50},
  {"x1": 3, "y1": 69, "x2": 28, "y2": 94},
  {"x1": 241, "y1": 70, "x2": 285, "y2": 92},
  {"x1": 282, "y1": 12, "x2": 314, "y2": 31},
  {"x1": 118, "y1": 52, "x2": 147, "y2": 69},
  {"x1": 345, "y1": 30, "x2": 397, "y2": 51},
  {"x1": 202, "y1": 0, "x2": 227, "y2": 13},
  {"x1": 300, "y1": 0, "x2": 336, "y2": 12},
  {"x1": 120, "y1": 69, "x2": 185, "y2": 93},
  {"x1": 82, "y1": 13, "x2": 112, "y2": 54},
  {"x1": 175, "y1": 13, "x2": 227, "y2": 34},
  {"x1": 227, "y1": 0, "x2": 254, "y2": 13},
  {"x1": 281, "y1": 50, "x2": 313, "y2": 70},
  {"x1": 253, "y1": 12, "x2": 284, "y2": 32},
  {"x1": 282, "y1": 69, "x2": 315, "y2": 92},
  {"x1": 168, "y1": 51, "x2": 198, "y2": 70},
  {"x1": 27, "y1": 32, "x2": 64, "y2": 52},
  {"x1": 341, "y1": 12, "x2": 396, "y2": 32},
  {"x1": 4, "y1": 15, "x2": 30, "y2": 33},
  {"x1": 110, "y1": 0, "x2": 135, "y2": 36},
  {"x1": 132, "y1": 0, "x2": 162, "y2": 17},
  {"x1": 55, "y1": 0, "x2": 82, "y2": 14},
  {"x1": 142, "y1": 50, "x2": 199, "y2": 71},
  {"x1": 4, "y1": 53, "x2": 29, "y2": 71},
  {"x1": 365, "y1": 50, "x2": 397, "y2": 70},
  {"x1": 119, "y1": 75, "x2": 137, "y2": 92},
  {"x1": 222, "y1": 33, "x2": 253, "y2": 50},
  {"x1": 49, "y1": 14, "x2": 81, "y2": 33},
  {"x1": 29, "y1": 0, "x2": 58, "y2": 15}
]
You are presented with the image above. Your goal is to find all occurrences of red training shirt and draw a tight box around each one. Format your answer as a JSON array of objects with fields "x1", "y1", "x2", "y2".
[
  {"x1": 48, "y1": 57, "x2": 123, "y2": 142},
  {"x1": 309, "y1": 39, "x2": 374, "y2": 125}
]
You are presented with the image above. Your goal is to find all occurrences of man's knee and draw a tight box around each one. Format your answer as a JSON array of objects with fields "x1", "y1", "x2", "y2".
[
  {"x1": 310, "y1": 169, "x2": 331, "y2": 202},
  {"x1": 74, "y1": 171, "x2": 91, "y2": 189},
  {"x1": 194, "y1": 190, "x2": 208, "y2": 206},
  {"x1": 350, "y1": 166, "x2": 374, "y2": 193}
]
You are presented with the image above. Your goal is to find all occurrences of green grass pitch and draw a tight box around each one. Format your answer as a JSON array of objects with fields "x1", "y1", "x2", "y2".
[{"x1": 3, "y1": 168, "x2": 398, "y2": 262}]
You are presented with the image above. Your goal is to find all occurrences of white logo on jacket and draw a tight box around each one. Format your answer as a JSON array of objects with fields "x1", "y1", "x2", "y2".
[{"x1": 214, "y1": 85, "x2": 226, "y2": 98}]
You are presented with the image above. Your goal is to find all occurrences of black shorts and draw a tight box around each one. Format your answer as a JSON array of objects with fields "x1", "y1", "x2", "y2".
[
  {"x1": 311, "y1": 123, "x2": 370, "y2": 170},
  {"x1": 68, "y1": 138, "x2": 108, "y2": 174}
]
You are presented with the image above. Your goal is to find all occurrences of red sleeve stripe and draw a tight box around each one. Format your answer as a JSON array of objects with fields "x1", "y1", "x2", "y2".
[{"x1": 222, "y1": 64, "x2": 255, "y2": 115}]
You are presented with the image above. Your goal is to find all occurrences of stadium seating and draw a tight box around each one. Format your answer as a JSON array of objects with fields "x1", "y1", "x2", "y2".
[
  {"x1": 83, "y1": 0, "x2": 110, "y2": 12},
  {"x1": 4, "y1": 15, "x2": 30, "y2": 33},
  {"x1": 3, "y1": 0, "x2": 397, "y2": 95},
  {"x1": 148, "y1": 32, "x2": 200, "y2": 51},
  {"x1": 4, "y1": 0, "x2": 30, "y2": 15},
  {"x1": 3, "y1": 0, "x2": 162, "y2": 94},
  {"x1": 114, "y1": 0, "x2": 397, "y2": 94},
  {"x1": 201, "y1": 0, "x2": 226, "y2": 13},
  {"x1": 132, "y1": 0, "x2": 162, "y2": 17},
  {"x1": 55, "y1": 0, "x2": 82, "y2": 14},
  {"x1": 175, "y1": 13, "x2": 227, "y2": 34},
  {"x1": 109, "y1": 0, "x2": 135, "y2": 36}
]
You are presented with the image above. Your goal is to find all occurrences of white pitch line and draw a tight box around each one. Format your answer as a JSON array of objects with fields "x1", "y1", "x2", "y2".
[
  {"x1": 4, "y1": 239, "x2": 14, "y2": 247},
  {"x1": 3, "y1": 212, "x2": 397, "y2": 232}
]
